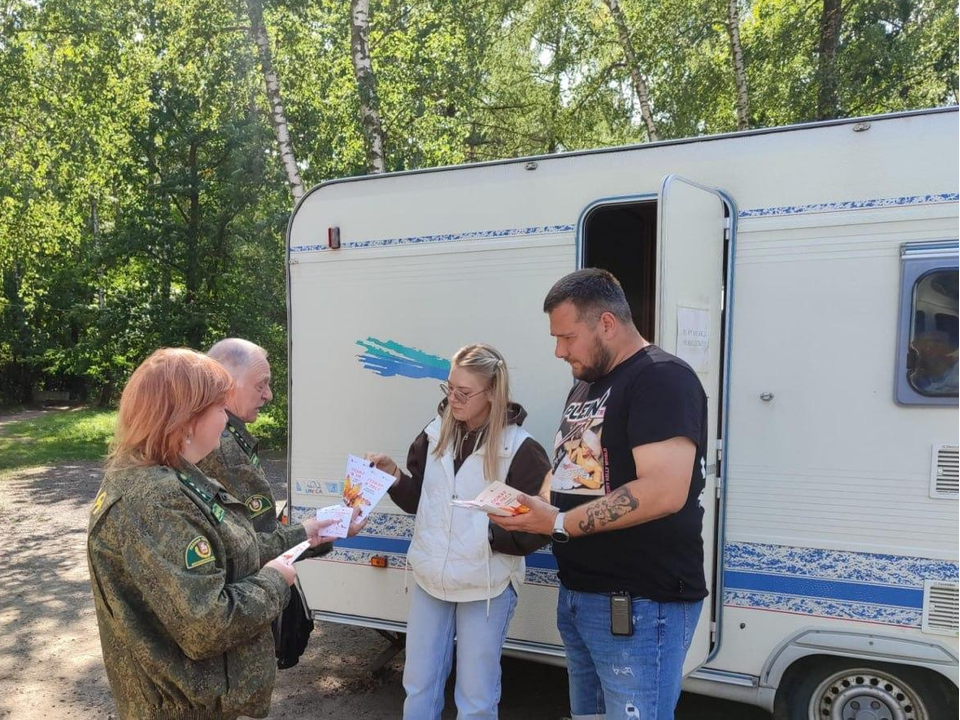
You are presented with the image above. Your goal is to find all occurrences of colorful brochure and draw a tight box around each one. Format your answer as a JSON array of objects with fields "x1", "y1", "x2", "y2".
[
  {"x1": 314, "y1": 504, "x2": 354, "y2": 538},
  {"x1": 342, "y1": 454, "x2": 393, "y2": 520},
  {"x1": 450, "y1": 481, "x2": 531, "y2": 517}
]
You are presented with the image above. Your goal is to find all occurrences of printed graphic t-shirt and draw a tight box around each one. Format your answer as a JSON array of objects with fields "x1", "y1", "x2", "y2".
[{"x1": 550, "y1": 345, "x2": 708, "y2": 601}]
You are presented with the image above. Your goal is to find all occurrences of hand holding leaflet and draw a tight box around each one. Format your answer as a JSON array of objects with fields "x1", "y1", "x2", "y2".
[
  {"x1": 277, "y1": 540, "x2": 312, "y2": 566},
  {"x1": 451, "y1": 481, "x2": 532, "y2": 517},
  {"x1": 314, "y1": 504, "x2": 354, "y2": 538}
]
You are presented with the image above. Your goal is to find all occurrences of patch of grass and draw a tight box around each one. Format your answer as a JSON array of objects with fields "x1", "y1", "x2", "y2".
[{"x1": 0, "y1": 409, "x2": 117, "y2": 471}]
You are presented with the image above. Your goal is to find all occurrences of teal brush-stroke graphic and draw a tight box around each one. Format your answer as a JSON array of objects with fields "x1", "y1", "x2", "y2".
[{"x1": 356, "y1": 338, "x2": 450, "y2": 380}]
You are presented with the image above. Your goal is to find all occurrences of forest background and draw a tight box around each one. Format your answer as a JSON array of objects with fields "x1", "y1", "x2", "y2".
[{"x1": 1, "y1": 0, "x2": 957, "y2": 443}]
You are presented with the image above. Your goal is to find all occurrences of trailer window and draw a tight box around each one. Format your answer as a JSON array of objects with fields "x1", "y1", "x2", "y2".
[
  {"x1": 907, "y1": 271, "x2": 958, "y2": 396},
  {"x1": 896, "y1": 243, "x2": 959, "y2": 405}
]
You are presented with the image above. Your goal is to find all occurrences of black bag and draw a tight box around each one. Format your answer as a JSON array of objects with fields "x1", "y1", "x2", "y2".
[{"x1": 273, "y1": 578, "x2": 314, "y2": 669}]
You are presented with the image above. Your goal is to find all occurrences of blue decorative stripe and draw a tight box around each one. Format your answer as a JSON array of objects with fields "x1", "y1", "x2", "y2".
[
  {"x1": 725, "y1": 542, "x2": 959, "y2": 587},
  {"x1": 290, "y1": 224, "x2": 574, "y2": 253},
  {"x1": 336, "y1": 535, "x2": 410, "y2": 554},
  {"x1": 739, "y1": 192, "x2": 958, "y2": 218},
  {"x1": 335, "y1": 534, "x2": 559, "y2": 570},
  {"x1": 524, "y1": 568, "x2": 560, "y2": 587},
  {"x1": 723, "y1": 591, "x2": 922, "y2": 628},
  {"x1": 723, "y1": 542, "x2": 958, "y2": 627},
  {"x1": 291, "y1": 507, "x2": 415, "y2": 536},
  {"x1": 724, "y1": 570, "x2": 923, "y2": 609},
  {"x1": 523, "y1": 553, "x2": 558, "y2": 571},
  {"x1": 322, "y1": 546, "x2": 560, "y2": 586},
  {"x1": 324, "y1": 547, "x2": 409, "y2": 571}
]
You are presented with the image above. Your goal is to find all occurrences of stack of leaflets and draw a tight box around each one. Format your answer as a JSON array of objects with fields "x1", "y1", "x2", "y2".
[
  {"x1": 313, "y1": 454, "x2": 394, "y2": 537},
  {"x1": 450, "y1": 481, "x2": 531, "y2": 517}
]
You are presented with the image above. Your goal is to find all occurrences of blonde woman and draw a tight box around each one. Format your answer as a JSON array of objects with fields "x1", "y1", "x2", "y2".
[
  {"x1": 367, "y1": 343, "x2": 551, "y2": 720},
  {"x1": 87, "y1": 348, "x2": 338, "y2": 719}
]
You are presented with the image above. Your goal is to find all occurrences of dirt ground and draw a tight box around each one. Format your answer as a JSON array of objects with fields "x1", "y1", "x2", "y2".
[{"x1": 0, "y1": 433, "x2": 770, "y2": 719}]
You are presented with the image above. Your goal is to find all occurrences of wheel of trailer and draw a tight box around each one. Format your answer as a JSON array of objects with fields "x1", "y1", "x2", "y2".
[{"x1": 774, "y1": 657, "x2": 957, "y2": 720}]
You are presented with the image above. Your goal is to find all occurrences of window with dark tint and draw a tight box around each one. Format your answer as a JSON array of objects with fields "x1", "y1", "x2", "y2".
[
  {"x1": 908, "y1": 270, "x2": 959, "y2": 397},
  {"x1": 895, "y1": 242, "x2": 957, "y2": 406}
]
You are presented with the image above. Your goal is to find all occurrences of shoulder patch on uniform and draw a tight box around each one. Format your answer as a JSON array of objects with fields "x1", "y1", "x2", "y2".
[
  {"x1": 245, "y1": 494, "x2": 273, "y2": 518},
  {"x1": 92, "y1": 490, "x2": 107, "y2": 515},
  {"x1": 185, "y1": 536, "x2": 216, "y2": 569}
]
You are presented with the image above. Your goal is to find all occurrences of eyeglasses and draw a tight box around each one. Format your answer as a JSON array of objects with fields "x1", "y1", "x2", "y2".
[{"x1": 440, "y1": 382, "x2": 486, "y2": 404}]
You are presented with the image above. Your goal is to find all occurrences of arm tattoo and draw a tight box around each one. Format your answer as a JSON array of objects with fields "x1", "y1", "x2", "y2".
[{"x1": 577, "y1": 486, "x2": 640, "y2": 535}]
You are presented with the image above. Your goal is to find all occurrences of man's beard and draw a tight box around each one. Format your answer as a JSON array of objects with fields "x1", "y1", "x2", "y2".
[{"x1": 572, "y1": 340, "x2": 615, "y2": 383}]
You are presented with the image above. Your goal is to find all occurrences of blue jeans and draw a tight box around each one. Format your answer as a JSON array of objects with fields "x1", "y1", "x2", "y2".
[
  {"x1": 557, "y1": 586, "x2": 703, "y2": 720},
  {"x1": 402, "y1": 582, "x2": 518, "y2": 720}
]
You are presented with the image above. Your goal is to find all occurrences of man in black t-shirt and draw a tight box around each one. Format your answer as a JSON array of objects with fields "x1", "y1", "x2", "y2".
[{"x1": 492, "y1": 268, "x2": 708, "y2": 719}]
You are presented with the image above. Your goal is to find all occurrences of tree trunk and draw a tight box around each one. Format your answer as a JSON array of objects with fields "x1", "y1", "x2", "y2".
[
  {"x1": 547, "y1": 19, "x2": 563, "y2": 153},
  {"x1": 2, "y1": 263, "x2": 35, "y2": 403},
  {"x1": 90, "y1": 196, "x2": 104, "y2": 309},
  {"x1": 725, "y1": 0, "x2": 749, "y2": 130},
  {"x1": 247, "y1": 0, "x2": 305, "y2": 201},
  {"x1": 185, "y1": 138, "x2": 203, "y2": 349},
  {"x1": 97, "y1": 380, "x2": 114, "y2": 408},
  {"x1": 350, "y1": 0, "x2": 386, "y2": 173},
  {"x1": 816, "y1": 0, "x2": 843, "y2": 120},
  {"x1": 602, "y1": 0, "x2": 658, "y2": 141}
]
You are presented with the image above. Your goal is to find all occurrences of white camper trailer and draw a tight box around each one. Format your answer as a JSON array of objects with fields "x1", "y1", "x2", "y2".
[{"x1": 285, "y1": 108, "x2": 959, "y2": 717}]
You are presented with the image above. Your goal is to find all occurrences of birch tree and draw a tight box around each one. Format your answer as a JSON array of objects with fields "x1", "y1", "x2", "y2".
[
  {"x1": 247, "y1": 0, "x2": 304, "y2": 202},
  {"x1": 725, "y1": 0, "x2": 749, "y2": 129},
  {"x1": 816, "y1": 0, "x2": 843, "y2": 119},
  {"x1": 601, "y1": 0, "x2": 658, "y2": 141},
  {"x1": 350, "y1": 0, "x2": 386, "y2": 173}
]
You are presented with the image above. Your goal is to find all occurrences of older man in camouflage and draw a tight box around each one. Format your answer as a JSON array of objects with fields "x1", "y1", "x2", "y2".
[
  {"x1": 199, "y1": 338, "x2": 328, "y2": 668},
  {"x1": 198, "y1": 340, "x2": 301, "y2": 552}
]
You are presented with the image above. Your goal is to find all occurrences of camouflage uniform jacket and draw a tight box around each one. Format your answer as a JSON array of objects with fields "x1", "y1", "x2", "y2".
[
  {"x1": 87, "y1": 462, "x2": 291, "y2": 720},
  {"x1": 197, "y1": 412, "x2": 306, "y2": 565}
]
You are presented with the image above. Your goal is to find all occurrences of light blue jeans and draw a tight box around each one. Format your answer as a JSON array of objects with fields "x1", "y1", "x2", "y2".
[
  {"x1": 557, "y1": 586, "x2": 703, "y2": 720},
  {"x1": 402, "y1": 582, "x2": 518, "y2": 720}
]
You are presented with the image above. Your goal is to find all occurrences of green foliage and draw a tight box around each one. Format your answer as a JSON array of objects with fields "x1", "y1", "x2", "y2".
[
  {"x1": 0, "y1": 409, "x2": 117, "y2": 471},
  {"x1": 1, "y1": 0, "x2": 956, "y2": 438},
  {"x1": 248, "y1": 407, "x2": 286, "y2": 451}
]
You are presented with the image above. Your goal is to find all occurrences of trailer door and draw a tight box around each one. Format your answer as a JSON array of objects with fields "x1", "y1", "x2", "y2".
[{"x1": 657, "y1": 175, "x2": 731, "y2": 674}]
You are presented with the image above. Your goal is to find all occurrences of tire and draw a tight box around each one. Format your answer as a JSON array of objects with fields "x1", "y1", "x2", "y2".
[{"x1": 774, "y1": 656, "x2": 958, "y2": 720}]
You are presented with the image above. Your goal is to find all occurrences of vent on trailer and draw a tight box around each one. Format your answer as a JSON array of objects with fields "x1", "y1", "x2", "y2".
[
  {"x1": 921, "y1": 581, "x2": 959, "y2": 636},
  {"x1": 930, "y1": 444, "x2": 959, "y2": 499}
]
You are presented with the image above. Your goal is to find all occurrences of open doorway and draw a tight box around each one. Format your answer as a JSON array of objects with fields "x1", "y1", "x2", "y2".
[{"x1": 581, "y1": 200, "x2": 658, "y2": 341}]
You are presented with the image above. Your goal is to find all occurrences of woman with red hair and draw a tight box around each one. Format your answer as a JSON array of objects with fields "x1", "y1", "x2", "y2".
[{"x1": 87, "y1": 348, "x2": 334, "y2": 719}]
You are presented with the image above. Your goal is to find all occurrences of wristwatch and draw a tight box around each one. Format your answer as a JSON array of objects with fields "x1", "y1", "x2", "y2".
[{"x1": 551, "y1": 511, "x2": 570, "y2": 543}]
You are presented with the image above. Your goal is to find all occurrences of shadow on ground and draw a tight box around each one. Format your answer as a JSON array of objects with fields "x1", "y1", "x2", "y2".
[{"x1": 0, "y1": 463, "x2": 114, "y2": 719}]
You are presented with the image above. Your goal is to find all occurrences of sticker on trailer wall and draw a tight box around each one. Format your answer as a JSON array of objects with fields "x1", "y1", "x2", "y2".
[
  {"x1": 356, "y1": 338, "x2": 450, "y2": 380},
  {"x1": 295, "y1": 480, "x2": 325, "y2": 495},
  {"x1": 676, "y1": 307, "x2": 710, "y2": 372}
]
